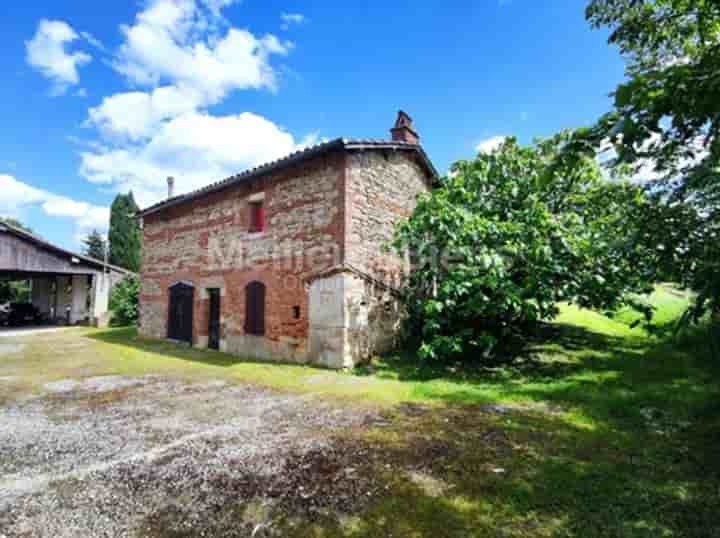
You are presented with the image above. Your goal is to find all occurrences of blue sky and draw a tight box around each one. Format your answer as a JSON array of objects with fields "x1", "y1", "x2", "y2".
[{"x1": 0, "y1": 0, "x2": 624, "y2": 250}]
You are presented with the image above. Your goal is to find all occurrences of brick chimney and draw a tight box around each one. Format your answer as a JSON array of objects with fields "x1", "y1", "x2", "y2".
[{"x1": 390, "y1": 110, "x2": 420, "y2": 144}]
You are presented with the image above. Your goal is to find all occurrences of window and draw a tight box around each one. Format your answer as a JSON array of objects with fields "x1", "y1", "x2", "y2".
[
  {"x1": 245, "y1": 281, "x2": 266, "y2": 335},
  {"x1": 249, "y1": 201, "x2": 264, "y2": 233},
  {"x1": 292, "y1": 305, "x2": 301, "y2": 319}
]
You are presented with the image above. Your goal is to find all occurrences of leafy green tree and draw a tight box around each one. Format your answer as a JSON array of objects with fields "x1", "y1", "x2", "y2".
[
  {"x1": 82, "y1": 229, "x2": 107, "y2": 261},
  {"x1": 109, "y1": 274, "x2": 140, "y2": 326},
  {"x1": 584, "y1": 0, "x2": 720, "y2": 184},
  {"x1": 573, "y1": 0, "x2": 720, "y2": 323},
  {"x1": 108, "y1": 192, "x2": 141, "y2": 272},
  {"x1": 393, "y1": 135, "x2": 659, "y2": 361}
]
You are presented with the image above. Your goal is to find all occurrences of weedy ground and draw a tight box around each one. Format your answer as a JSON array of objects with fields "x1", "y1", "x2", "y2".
[{"x1": 0, "y1": 285, "x2": 718, "y2": 537}]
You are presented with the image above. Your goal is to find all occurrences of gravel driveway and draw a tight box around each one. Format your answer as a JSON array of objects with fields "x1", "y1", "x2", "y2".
[{"x1": 0, "y1": 373, "x2": 380, "y2": 537}]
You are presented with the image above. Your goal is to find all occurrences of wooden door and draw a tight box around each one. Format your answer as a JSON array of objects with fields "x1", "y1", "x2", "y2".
[
  {"x1": 168, "y1": 283, "x2": 194, "y2": 344},
  {"x1": 207, "y1": 288, "x2": 221, "y2": 350}
]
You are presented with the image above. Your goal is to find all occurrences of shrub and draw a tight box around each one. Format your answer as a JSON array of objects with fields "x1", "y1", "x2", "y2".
[{"x1": 109, "y1": 274, "x2": 140, "y2": 327}]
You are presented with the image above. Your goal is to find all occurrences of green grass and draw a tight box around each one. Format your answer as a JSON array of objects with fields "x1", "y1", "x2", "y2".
[
  {"x1": 284, "y1": 286, "x2": 720, "y2": 537},
  {"x1": 1, "y1": 285, "x2": 719, "y2": 536}
]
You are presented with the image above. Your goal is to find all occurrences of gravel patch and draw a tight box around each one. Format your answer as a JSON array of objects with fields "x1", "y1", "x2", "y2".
[
  {"x1": 0, "y1": 327, "x2": 69, "y2": 338},
  {"x1": 42, "y1": 379, "x2": 81, "y2": 392},
  {"x1": 82, "y1": 375, "x2": 148, "y2": 392},
  {"x1": 0, "y1": 343, "x2": 24, "y2": 355},
  {"x1": 0, "y1": 375, "x2": 380, "y2": 537},
  {"x1": 43, "y1": 376, "x2": 149, "y2": 394}
]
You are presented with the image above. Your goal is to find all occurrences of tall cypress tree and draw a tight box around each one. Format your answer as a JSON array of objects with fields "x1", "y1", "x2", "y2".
[{"x1": 108, "y1": 192, "x2": 141, "y2": 272}]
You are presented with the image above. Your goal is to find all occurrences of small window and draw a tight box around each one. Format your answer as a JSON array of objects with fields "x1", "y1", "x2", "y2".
[
  {"x1": 249, "y1": 201, "x2": 264, "y2": 233},
  {"x1": 292, "y1": 305, "x2": 301, "y2": 319}
]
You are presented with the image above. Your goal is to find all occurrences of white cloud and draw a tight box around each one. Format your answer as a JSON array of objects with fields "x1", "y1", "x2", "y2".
[
  {"x1": 88, "y1": 85, "x2": 206, "y2": 141},
  {"x1": 78, "y1": 0, "x2": 310, "y2": 211},
  {"x1": 0, "y1": 174, "x2": 109, "y2": 233},
  {"x1": 475, "y1": 135, "x2": 508, "y2": 154},
  {"x1": 280, "y1": 12, "x2": 306, "y2": 30},
  {"x1": 81, "y1": 111, "x2": 309, "y2": 208},
  {"x1": 25, "y1": 19, "x2": 92, "y2": 95},
  {"x1": 113, "y1": 0, "x2": 291, "y2": 101},
  {"x1": 79, "y1": 31, "x2": 106, "y2": 52}
]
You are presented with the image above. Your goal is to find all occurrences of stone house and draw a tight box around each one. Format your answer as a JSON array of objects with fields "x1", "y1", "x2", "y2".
[{"x1": 137, "y1": 112, "x2": 437, "y2": 368}]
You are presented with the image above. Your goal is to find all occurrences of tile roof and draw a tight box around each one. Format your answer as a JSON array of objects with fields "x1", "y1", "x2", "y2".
[{"x1": 138, "y1": 138, "x2": 438, "y2": 218}]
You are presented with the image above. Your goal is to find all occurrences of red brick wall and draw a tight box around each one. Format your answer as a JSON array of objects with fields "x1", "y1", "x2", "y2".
[{"x1": 139, "y1": 150, "x2": 346, "y2": 356}]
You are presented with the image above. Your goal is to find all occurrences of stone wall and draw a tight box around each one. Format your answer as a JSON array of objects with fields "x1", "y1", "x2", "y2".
[
  {"x1": 335, "y1": 150, "x2": 431, "y2": 365},
  {"x1": 346, "y1": 150, "x2": 431, "y2": 284},
  {"x1": 139, "y1": 152, "x2": 345, "y2": 363}
]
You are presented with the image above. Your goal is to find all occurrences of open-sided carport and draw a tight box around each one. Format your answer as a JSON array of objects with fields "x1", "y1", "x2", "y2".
[{"x1": 0, "y1": 222, "x2": 131, "y2": 327}]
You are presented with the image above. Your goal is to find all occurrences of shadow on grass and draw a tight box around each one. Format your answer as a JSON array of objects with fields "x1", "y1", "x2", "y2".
[
  {"x1": 85, "y1": 327, "x2": 312, "y2": 371},
  {"x1": 356, "y1": 321, "x2": 641, "y2": 383},
  {"x1": 335, "y1": 322, "x2": 720, "y2": 536},
  {"x1": 356, "y1": 319, "x2": 720, "y2": 429},
  {"x1": 284, "y1": 396, "x2": 720, "y2": 538}
]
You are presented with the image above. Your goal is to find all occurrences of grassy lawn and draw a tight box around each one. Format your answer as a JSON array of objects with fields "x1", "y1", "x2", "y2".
[{"x1": 2, "y1": 285, "x2": 719, "y2": 537}]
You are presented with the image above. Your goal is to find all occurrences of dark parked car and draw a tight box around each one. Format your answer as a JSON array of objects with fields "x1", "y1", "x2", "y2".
[{"x1": 7, "y1": 303, "x2": 40, "y2": 326}]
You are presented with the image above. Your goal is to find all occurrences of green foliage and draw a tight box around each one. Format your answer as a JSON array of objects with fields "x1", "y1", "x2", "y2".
[
  {"x1": 393, "y1": 135, "x2": 659, "y2": 361},
  {"x1": 0, "y1": 280, "x2": 31, "y2": 304},
  {"x1": 109, "y1": 192, "x2": 141, "y2": 272},
  {"x1": 0, "y1": 217, "x2": 32, "y2": 304},
  {"x1": 585, "y1": 0, "x2": 720, "y2": 181},
  {"x1": 82, "y1": 229, "x2": 107, "y2": 261},
  {"x1": 109, "y1": 274, "x2": 140, "y2": 327},
  {"x1": 0, "y1": 216, "x2": 32, "y2": 233},
  {"x1": 580, "y1": 0, "x2": 720, "y2": 326}
]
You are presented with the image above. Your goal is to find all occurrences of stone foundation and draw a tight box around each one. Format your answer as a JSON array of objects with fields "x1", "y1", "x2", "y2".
[{"x1": 309, "y1": 270, "x2": 403, "y2": 369}]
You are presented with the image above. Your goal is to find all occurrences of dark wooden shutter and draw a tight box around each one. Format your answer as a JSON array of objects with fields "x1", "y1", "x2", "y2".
[
  {"x1": 207, "y1": 288, "x2": 221, "y2": 350},
  {"x1": 245, "y1": 281, "x2": 265, "y2": 335}
]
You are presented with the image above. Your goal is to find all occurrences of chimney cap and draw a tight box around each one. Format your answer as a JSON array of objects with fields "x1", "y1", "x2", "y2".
[
  {"x1": 391, "y1": 110, "x2": 419, "y2": 144},
  {"x1": 395, "y1": 110, "x2": 414, "y2": 129}
]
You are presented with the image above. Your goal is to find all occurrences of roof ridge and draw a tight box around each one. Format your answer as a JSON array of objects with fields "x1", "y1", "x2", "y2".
[
  {"x1": 138, "y1": 138, "x2": 437, "y2": 218},
  {"x1": 0, "y1": 222, "x2": 133, "y2": 275}
]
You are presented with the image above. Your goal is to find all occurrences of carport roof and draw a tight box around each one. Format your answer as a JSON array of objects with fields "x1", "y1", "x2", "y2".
[{"x1": 0, "y1": 222, "x2": 133, "y2": 275}]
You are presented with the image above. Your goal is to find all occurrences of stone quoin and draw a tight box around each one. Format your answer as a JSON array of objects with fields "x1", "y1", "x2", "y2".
[{"x1": 137, "y1": 112, "x2": 437, "y2": 368}]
